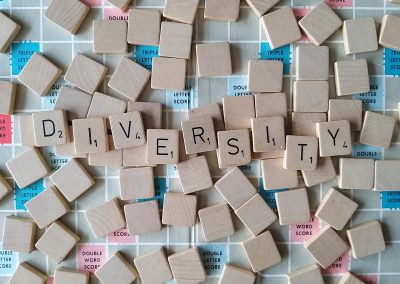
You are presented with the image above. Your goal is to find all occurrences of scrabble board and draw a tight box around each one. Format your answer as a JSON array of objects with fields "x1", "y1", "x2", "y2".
[{"x1": 0, "y1": 0, "x2": 400, "y2": 283}]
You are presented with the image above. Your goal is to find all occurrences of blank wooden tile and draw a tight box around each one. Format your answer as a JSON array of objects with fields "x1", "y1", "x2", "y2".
[
  {"x1": 124, "y1": 200, "x2": 161, "y2": 235},
  {"x1": 316, "y1": 188, "x2": 357, "y2": 230},
  {"x1": 87, "y1": 92, "x2": 126, "y2": 119},
  {"x1": 25, "y1": 186, "x2": 69, "y2": 229},
  {"x1": 6, "y1": 147, "x2": 50, "y2": 188},
  {"x1": 45, "y1": 0, "x2": 90, "y2": 34},
  {"x1": 163, "y1": 0, "x2": 199, "y2": 24},
  {"x1": 106, "y1": 0, "x2": 131, "y2": 10},
  {"x1": 360, "y1": 111, "x2": 395, "y2": 149},
  {"x1": 55, "y1": 126, "x2": 88, "y2": 159},
  {"x1": 134, "y1": 247, "x2": 173, "y2": 284},
  {"x1": 18, "y1": 53, "x2": 62, "y2": 97},
  {"x1": 177, "y1": 156, "x2": 213, "y2": 194},
  {"x1": 215, "y1": 167, "x2": 257, "y2": 210},
  {"x1": 159, "y1": 21, "x2": 193, "y2": 59},
  {"x1": 223, "y1": 95, "x2": 254, "y2": 130},
  {"x1": 168, "y1": 248, "x2": 206, "y2": 282},
  {"x1": 217, "y1": 129, "x2": 251, "y2": 168},
  {"x1": 119, "y1": 167, "x2": 154, "y2": 200},
  {"x1": 261, "y1": 158, "x2": 298, "y2": 190},
  {"x1": 54, "y1": 269, "x2": 89, "y2": 284},
  {"x1": 181, "y1": 117, "x2": 217, "y2": 154},
  {"x1": 123, "y1": 143, "x2": 155, "y2": 167},
  {"x1": 343, "y1": 17, "x2": 378, "y2": 55},
  {"x1": 293, "y1": 81, "x2": 329, "y2": 112},
  {"x1": 8, "y1": 263, "x2": 47, "y2": 284},
  {"x1": 2, "y1": 216, "x2": 36, "y2": 253},
  {"x1": 374, "y1": 160, "x2": 400, "y2": 191},
  {"x1": 346, "y1": 221, "x2": 385, "y2": 259},
  {"x1": 205, "y1": 0, "x2": 240, "y2": 22},
  {"x1": 218, "y1": 264, "x2": 255, "y2": 284},
  {"x1": 35, "y1": 221, "x2": 79, "y2": 263},
  {"x1": 162, "y1": 192, "x2": 197, "y2": 226},
  {"x1": 188, "y1": 103, "x2": 225, "y2": 132},
  {"x1": 127, "y1": 8, "x2": 161, "y2": 46},
  {"x1": 95, "y1": 252, "x2": 138, "y2": 284},
  {"x1": 276, "y1": 188, "x2": 310, "y2": 225},
  {"x1": 244, "y1": 0, "x2": 279, "y2": 17},
  {"x1": 317, "y1": 120, "x2": 352, "y2": 157},
  {"x1": 19, "y1": 115, "x2": 37, "y2": 146},
  {"x1": 298, "y1": 2, "x2": 342, "y2": 46},
  {"x1": 251, "y1": 116, "x2": 285, "y2": 152},
  {"x1": 54, "y1": 86, "x2": 92, "y2": 121},
  {"x1": 261, "y1": 7, "x2": 301, "y2": 50},
  {"x1": 288, "y1": 264, "x2": 324, "y2": 284},
  {"x1": 379, "y1": 15, "x2": 400, "y2": 51},
  {"x1": 147, "y1": 129, "x2": 179, "y2": 164},
  {"x1": 301, "y1": 156, "x2": 336, "y2": 187},
  {"x1": 334, "y1": 59, "x2": 370, "y2": 97},
  {"x1": 339, "y1": 158, "x2": 374, "y2": 190},
  {"x1": 255, "y1": 93, "x2": 287, "y2": 118},
  {"x1": 86, "y1": 198, "x2": 125, "y2": 238},
  {"x1": 88, "y1": 135, "x2": 123, "y2": 167},
  {"x1": 284, "y1": 135, "x2": 318, "y2": 171},
  {"x1": 248, "y1": 60, "x2": 283, "y2": 92},
  {"x1": 328, "y1": 99, "x2": 363, "y2": 131},
  {"x1": 304, "y1": 225, "x2": 348, "y2": 269},
  {"x1": 65, "y1": 53, "x2": 108, "y2": 94},
  {"x1": 128, "y1": 101, "x2": 162, "y2": 130},
  {"x1": 235, "y1": 194, "x2": 276, "y2": 236},
  {"x1": 296, "y1": 46, "x2": 329, "y2": 81},
  {"x1": 93, "y1": 20, "x2": 127, "y2": 54},
  {"x1": 0, "y1": 11, "x2": 21, "y2": 53},
  {"x1": 196, "y1": 42, "x2": 232, "y2": 77},
  {"x1": 291, "y1": 112, "x2": 326, "y2": 137},
  {"x1": 50, "y1": 158, "x2": 94, "y2": 202},
  {"x1": 338, "y1": 272, "x2": 364, "y2": 284},
  {"x1": 242, "y1": 231, "x2": 281, "y2": 272},
  {"x1": 110, "y1": 111, "x2": 145, "y2": 149},
  {"x1": 151, "y1": 57, "x2": 187, "y2": 90},
  {"x1": 33, "y1": 110, "x2": 69, "y2": 147},
  {"x1": 72, "y1": 117, "x2": 108, "y2": 154},
  {"x1": 199, "y1": 203, "x2": 235, "y2": 242},
  {"x1": 0, "y1": 174, "x2": 12, "y2": 201},
  {"x1": 0, "y1": 80, "x2": 16, "y2": 115}
]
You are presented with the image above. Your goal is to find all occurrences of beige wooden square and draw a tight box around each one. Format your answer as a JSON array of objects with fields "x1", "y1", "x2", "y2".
[
  {"x1": 18, "y1": 53, "x2": 62, "y2": 96},
  {"x1": 0, "y1": 175, "x2": 11, "y2": 201},
  {"x1": 296, "y1": 46, "x2": 329, "y2": 81},
  {"x1": 304, "y1": 225, "x2": 348, "y2": 268},
  {"x1": 162, "y1": 192, "x2": 197, "y2": 226},
  {"x1": 343, "y1": 17, "x2": 378, "y2": 55},
  {"x1": 95, "y1": 252, "x2": 138, "y2": 284},
  {"x1": 177, "y1": 156, "x2": 213, "y2": 194},
  {"x1": 288, "y1": 264, "x2": 324, "y2": 284},
  {"x1": 293, "y1": 81, "x2": 329, "y2": 112},
  {"x1": 181, "y1": 117, "x2": 217, "y2": 154},
  {"x1": 45, "y1": 0, "x2": 90, "y2": 34},
  {"x1": 134, "y1": 247, "x2": 173, "y2": 284},
  {"x1": 301, "y1": 156, "x2": 336, "y2": 187},
  {"x1": 159, "y1": 21, "x2": 193, "y2": 59},
  {"x1": 87, "y1": 92, "x2": 126, "y2": 119},
  {"x1": 360, "y1": 111, "x2": 396, "y2": 149},
  {"x1": 328, "y1": 99, "x2": 363, "y2": 131},
  {"x1": 284, "y1": 135, "x2": 318, "y2": 171},
  {"x1": 128, "y1": 101, "x2": 163, "y2": 130},
  {"x1": 147, "y1": 129, "x2": 179, "y2": 164},
  {"x1": 178, "y1": 129, "x2": 198, "y2": 161},
  {"x1": 33, "y1": 110, "x2": 69, "y2": 147},
  {"x1": 244, "y1": 0, "x2": 279, "y2": 17},
  {"x1": 6, "y1": 147, "x2": 50, "y2": 188},
  {"x1": 72, "y1": 118, "x2": 108, "y2": 154},
  {"x1": 374, "y1": 160, "x2": 400, "y2": 191},
  {"x1": 334, "y1": 59, "x2": 370, "y2": 97},
  {"x1": 110, "y1": 111, "x2": 145, "y2": 149},
  {"x1": 255, "y1": 93, "x2": 287, "y2": 118},
  {"x1": 217, "y1": 129, "x2": 251, "y2": 168},
  {"x1": 163, "y1": 0, "x2": 199, "y2": 24},
  {"x1": 106, "y1": 0, "x2": 131, "y2": 10},
  {"x1": 379, "y1": 15, "x2": 400, "y2": 51},
  {"x1": 123, "y1": 143, "x2": 155, "y2": 167},
  {"x1": 276, "y1": 188, "x2": 310, "y2": 225},
  {"x1": 223, "y1": 95, "x2": 255, "y2": 129},
  {"x1": 124, "y1": 200, "x2": 161, "y2": 236},
  {"x1": 199, "y1": 203, "x2": 234, "y2": 242},
  {"x1": 252, "y1": 116, "x2": 285, "y2": 152},
  {"x1": 93, "y1": 20, "x2": 127, "y2": 54},
  {"x1": 0, "y1": 80, "x2": 16, "y2": 114},
  {"x1": 54, "y1": 126, "x2": 88, "y2": 158},
  {"x1": 2, "y1": 216, "x2": 36, "y2": 253},
  {"x1": 0, "y1": 11, "x2": 21, "y2": 53},
  {"x1": 261, "y1": 158, "x2": 298, "y2": 190},
  {"x1": 248, "y1": 60, "x2": 283, "y2": 92},
  {"x1": 291, "y1": 112, "x2": 326, "y2": 136},
  {"x1": 19, "y1": 115, "x2": 36, "y2": 146},
  {"x1": 338, "y1": 272, "x2": 364, "y2": 284},
  {"x1": 317, "y1": 120, "x2": 352, "y2": 157},
  {"x1": 127, "y1": 8, "x2": 161, "y2": 46},
  {"x1": 204, "y1": 0, "x2": 240, "y2": 22},
  {"x1": 54, "y1": 269, "x2": 89, "y2": 284},
  {"x1": 196, "y1": 42, "x2": 232, "y2": 77},
  {"x1": 339, "y1": 158, "x2": 374, "y2": 190},
  {"x1": 188, "y1": 102, "x2": 225, "y2": 131},
  {"x1": 88, "y1": 135, "x2": 123, "y2": 167},
  {"x1": 151, "y1": 57, "x2": 187, "y2": 90},
  {"x1": 218, "y1": 264, "x2": 255, "y2": 284},
  {"x1": 168, "y1": 248, "x2": 206, "y2": 282},
  {"x1": 54, "y1": 86, "x2": 92, "y2": 121},
  {"x1": 8, "y1": 263, "x2": 47, "y2": 284},
  {"x1": 119, "y1": 167, "x2": 154, "y2": 200},
  {"x1": 298, "y1": 2, "x2": 342, "y2": 46}
]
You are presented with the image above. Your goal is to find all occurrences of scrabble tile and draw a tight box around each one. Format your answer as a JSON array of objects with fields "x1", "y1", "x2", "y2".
[
  {"x1": 215, "y1": 167, "x2": 257, "y2": 210},
  {"x1": 248, "y1": 60, "x2": 283, "y2": 92},
  {"x1": 284, "y1": 135, "x2": 318, "y2": 171},
  {"x1": 199, "y1": 203, "x2": 235, "y2": 242},
  {"x1": 19, "y1": 115, "x2": 37, "y2": 146},
  {"x1": 54, "y1": 86, "x2": 92, "y2": 121},
  {"x1": 55, "y1": 127, "x2": 88, "y2": 159},
  {"x1": 293, "y1": 81, "x2": 329, "y2": 113},
  {"x1": 242, "y1": 231, "x2": 281, "y2": 272},
  {"x1": 72, "y1": 118, "x2": 108, "y2": 154},
  {"x1": 181, "y1": 117, "x2": 217, "y2": 154},
  {"x1": 88, "y1": 136, "x2": 123, "y2": 167},
  {"x1": 298, "y1": 2, "x2": 342, "y2": 46},
  {"x1": 334, "y1": 59, "x2": 370, "y2": 97},
  {"x1": 65, "y1": 53, "x2": 108, "y2": 94},
  {"x1": 176, "y1": 156, "x2": 213, "y2": 194},
  {"x1": 147, "y1": 129, "x2": 179, "y2": 164},
  {"x1": 95, "y1": 252, "x2": 138, "y2": 284},
  {"x1": 168, "y1": 248, "x2": 206, "y2": 282},
  {"x1": 251, "y1": 116, "x2": 285, "y2": 152},
  {"x1": 93, "y1": 20, "x2": 127, "y2": 54},
  {"x1": 25, "y1": 186, "x2": 70, "y2": 229},
  {"x1": 244, "y1": 0, "x2": 279, "y2": 17},
  {"x1": 317, "y1": 120, "x2": 352, "y2": 157},
  {"x1": 106, "y1": 0, "x2": 131, "y2": 11},
  {"x1": 217, "y1": 129, "x2": 251, "y2": 168},
  {"x1": 45, "y1": 0, "x2": 90, "y2": 34},
  {"x1": 188, "y1": 103, "x2": 225, "y2": 132},
  {"x1": 339, "y1": 158, "x2": 374, "y2": 190},
  {"x1": 343, "y1": 17, "x2": 378, "y2": 55},
  {"x1": 178, "y1": 130, "x2": 198, "y2": 161},
  {"x1": 252, "y1": 150, "x2": 284, "y2": 160},
  {"x1": 123, "y1": 143, "x2": 155, "y2": 167},
  {"x1": 275, "y1": 188, "x2": 310, "y2": 225},
  {"x1": 35, "y1": 221, "x2": 79, "y2": 263},
  {"x1": 0, "y1": 11, "x2": 21, "y2": 53},
  {"x1": 8, "y1": 263, "x2": 47, "y2": 284},
  {"x1": 328, "y1": 99, "x2": 363, "y2": 131},
  {"x1": 163, "y1": 0, "x2": 199, "y2": 24},
  {"x1": 359, "y1": 111, "x2": 396, "y2": 149},
  {"x1": 261, "y1": 158, "x2": 298, "y2": 190},
  {"x1": 18, "y1": 53, "x2": 62, "y2": 97},
  {"x1": 134, "y1": 247, "x2": 173, "y2": 284},
  {"x1": 196, "y1": 42, "x2": 232, "y2": 77},
  {"x1": 86, "y1": 198, "x2": 125, "y2": 238},
  {"x1": 218, "y1": 264, "x2": 255, "y2": 284},
  {"x1": 109, "y1": 111, "x2": 145, "y2": 149},
  {"x1": 291, "y1": 112, "x2": 327, "y2": 137},
  {"x1": 301, "y1": 156, "x2": 336, "y2": 187},
  {"x1": 162, "y1": 192, "x2": 197, "y2": 226},
  {"x1": 87, "y1": 92, "x2": 127, "y2": 119},
  {"x1": 317, "y1": 188, "x2": 357, "y2": 230},
  {"x1": 295, "y1": 46, "x2": 329, "y2": 81},
  {"x1": 0, "y1": 80, "x2": 16, "y2": 115},
  {"x1": 261, "y1": 7, "x2": 301, "y2": 50},
  {"x1": 124, "y1": 200, "x2": 161, "y2": 236},
  {"x1": 127, "y1": 8, "x2": 161, "y2": 46},
  {"x1": 255, "y1": 93, "x2": 287, "y2": 118},
  {"x1": 109, "y1": 57, "x2": 150, "y2": 101},
  {"x1": 6, "y1": 147, "x2": 50, "y2": 188},
  {"x1": 223, "y1": 95, "x2": 255, "y2": 130},
  {"x1": 128, "y1": 101, "x2": 162, "y2": 130},
  {"x1": 54, "y1": 269, "x2": 89, "y2": 284},
  {"x1": 304, "y1": 225, "x2": 348, "y2": 269},
  {"x1": 288, "y1": 264, "x2": 324, "y2": 284},
  {"x1": 338, "y1": 272, "x2": 364, "y2": 284},
  {"x1": 50, "y1": 158, "x2": 95, "y2": 202},
  {"x1": 379, "y1": 15, "x2": 400, "y2": 51},
  {"x1": 2, "y1": 216, "x2": 36, "y2": 253},
  {"x1": 0, "y1": 175, "x2": 12, "y2": 201},
  {"x1": 346, "y1": 221, "x2": 385, "y2": 259},
  {"x1": 235, "y1": 194, "x2": 277, "y2": 236},
  {"x1": 159, "y1": 21, "x2": 193, "y2": 59},
  {"x1": 374, "y1": 160, "x2": 400, "y2": 191},
  {"x1": 151, "y1": 57, "x2": 187, "y2": 90},
  {"x1": 33, "y1": 110, "x2": 69, "y2": 147},
  {"x1": 119, "y1": 167, "x2": 154, "y2": 200},
  {"x1": 204, "y1": 0, "x2": 240, "y2": 22}
]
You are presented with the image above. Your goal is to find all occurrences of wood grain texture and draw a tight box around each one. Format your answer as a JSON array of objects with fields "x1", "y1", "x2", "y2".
[
  {"x1": 334, "y1": 59, "x2": 370, "y2": 97},
  {"x1": 343, "y1": 17, "x2": 378, "y2": 55},
  {"x1": 72, "y1": 117, "x2": 108, "y2": 154},
  {"x1": 328, "y1": 99, "x2": 363, "y2": 131},
  {"x1": 291, "y1": 112, "x2": 326, "y2": 137},
  {"x1": 178, "y1": 129, "x2": 198, "y2": 161},
  {"x1": 55, "y1": 126, "x2": 88, "y2": 159},
  {"x1": 255, "y1": 93, "x2": 287, "y2": 118},
  {"x1": 168, "y1": 248, "x2": 206, "y2": 281},
  {"x1": 181, "y1": 117, "x2": 217, "y2": 154},
  {"x1": 359, "y1": 111, "x2": 396, "y2": 149},
  {"x1": 127, "y1": 8, "x2": 161, "y2": 46},
  {"x1": 0, "y1": 11, "x2": 21, "y2": 53},
  {"x1": 123, "y1": 143, "x2": 155, "y2": 167},
  {"x1": 288, "y1": 264, "x2": 324, "y2": 284},
  {"x1": 379, "y1": 15, "x2": 400, "y2": 51},
  {"x1": 218, "y1": 264, "x2": 255, "y2": 284},
  {"x1": 199, "y1": 203, "x2": 234, "y2": 242},
  {"x1": 127, "y1": 102, "x2": 163, "y2": 130},
  {"x1": 151, "y1": 57, "x2": 187, "y2": 90},
  {"x1": 217, "y1": 129, "x2": 251, "y2": 168},
  {"x1": 0, "y1": 174, "x2": 12, "y2": 201},
  {"x1": 0, "y1": 80, "x2": 16, "y2": 114},
  {"x1": 95, "y1": 252, "x2": 138, "y2": 284},
  {"x1": 338, "y1": 272, "x2": 364, "y2": 284},
  {"x1": 32, "y1": 110, "x2": 70, "y2": 147},
  {"x1": 244, "y1": 0, "x2": 280, "y2": 17},
  {"x1": 204, "y1": 0, "x2": 240, "y2": 22},
  {"x1": 19, "y1": 115, "x2": 37, "y2": 146},
  {"x1": 261, "y1": 158, "x2": 298, "y2": 190},
  {"x1": 248, "y1": 60, "x2": 283, "y2": 92},
  {"x1": 134, "y1": 247, "x2": 173, "y2": 284},
  {"x1": 88, "y1": 135, "x2": 123, "y2": 167},
  {"x1": 54, "y1": 269, "x2": 89, "y2": 284},
  {"x1": 317, "y1": 120, "x2": 352, "y2": 157},
  {"x1": 176, "y1": 156, "x2": 213, "y2": 194},
  {"x1": 275, "y1": 188, "x2": 310, "y2": 225},
  {"x1": 196, "y1": 42, "x2": 232, "y2": 77},
  {"x1": 301, "y1": 156, "x2": 336, "y2": 187},
  {"x1": 86, "y1": 92, "x2": 126, "y2": 119},
  {"x1": 251, "y1": 116, "x2": 285, "y2": 152},
  {"x1": 339, "y1": 158, "x2": 374, "y2": 190},
  {"x1": 295, "y1": 46, "x2": 329, "y2": 81},
  {"x1": 93, "y1": 20, "x2": 127, "y2": 54},
  {"x1": 119, "y1": 167, "x2": 154, "y2": 200},
  {"x1": 8, "y1": 262, "x2": 47, "y2": 284},
  {"x1": 293, "y1": 81, "x2": 329, "y2": 113},
  {"x1": 106, "y1": 0, "x2": 131, "y2": 10},
  {"x1": 162, "y1": 192, "x2": 197, "y2": 227},
  {"x1": 124, "y1": 200, "x2": 161, "y2": 236},
  {"x1": 188, "y1": 103, "x2": 225, "y2": 132},
  {"x1": 284, "y1": 135, "x2": 318, "y2": 171},
  {"x1": 374, "y1": 160, "x2": 400, "y2": 191},
  {"x1": 54, "y1": 86, "x2": 92, "y2": 121},
  {"x1": 2, "y1": 216, "x2": 37, "y2": 253},
  {"x1": 109, "y1": 111, "x2": 146, "y2": 149},
  {"x1": 159, "y1": 21, "x2": 193, "y2": 59},
  {"x1": 147, "y1": 129, "x2": 179, "y2": 164},
  {"x1": 163, "y1": 0, "x2": 199, "y2": 24},
  {"x1": 223, "y1": 95, "x2": 254, "y2": 130}
]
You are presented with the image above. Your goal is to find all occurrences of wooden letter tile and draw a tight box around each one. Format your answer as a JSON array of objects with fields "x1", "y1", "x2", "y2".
[
  {"x1": 196, "y1": 42, "x2": 232, "y2": 77},
  {"x1": 88, "y1": 135, "x2": 122, "y2": 167},
  {"x1": 0, "y1": 11, "x2": 20, "y2": 53},
  {"x1": 178, "y1": 129, "x2": 198, "y2": 161},
  {"x1": 134, "y1": 247, "x2": 173, "y2": 284},
  {"x1": 244, "y1": 0, "x2": 279, "y2": 17},
  {"x1": 33, "y1": 110, "x2": 69, "y2": 146},
  {"x1": 159, "y1": 21, "x2": 193, "y2": 59},
  {"x1": 87, "y1": 92, "x2": 127, "y2": 119},
  {"x1": 296, "y1": 46, "x2": 329, "y2": 81},
  {"x1": 119, "y1": 167, "x2": 154, "y2": 200},
  {"x1": 106, "y1": 0, "x2": 131, "y2": 11},
  {"x1": 328, "y1": 99, "x2": 363, "y2": 131},
  {"x1": 317, "y1": 120, "x2": 352, "y2": 157},
  {"x1": 261, "y1": 158, "x2": 298, "y2": 190},
  {"x1": 199, "y1": 203, "x2": 235, "y2": 242},
  {"x1": 276, "y1": 188, "x2": 310, "y2": 225},
  {"x1": 339, "y1": 158, "x2": 374, "y2": 190},
  {"x1": 2, "y1": 216, "x2": 36, "y2": 253},
  {"x1": 93, "y1": 20, "x2": 127, "y2": 54},
  {"x1": 379, "y1": 15, "x2": 400, "y2": 51},
  {"x1": 54, "y1": 86, "x2": 92, "y2": 121},
  {"x1": 0, "y1": 174, "x2": 12, "y2": 201},
  {"x1": 334, "y1": 59, "x2": 370, "y2": 97},
  {"x1": 110, "y1": 111, "x2": 145, "y2": 149},
  {"x1": 168, "y1": 248, "x2": 206, "y2": 282},
  {"x1": 124, "y1": 200, "x2": 161, "y2": 236},
  {"x1": 176, "y1": 156, "x2": 213, "y2": 194},
  {"x1": 181, "y1": 117, "x2": 217, "y2": 154},
  {"x1": 218, "y1": 264, "x2": 255, "y2": 284},
  {"x1": 151, "y1": 57, "x2": 187, "y2": 90},
  {"x1": 72, "y1": 118, "x2": 108, "y2": 154},
  {"x1": 0, "y1": 80, "x2": 16, "y2": 115},
  {"x1": 255, "y1": 92, "x2": 287, "y2": 118},
  {"x1": 128, "y1": 101, "x2": 163, "y2": 130},
  {"x1": 162, "y1": 192, "x2": 197, "y2": 227},
  {"x1": 293, "y1": 81, "x2": 329, "y2": 112},
  {"x1": 338, "y1": 272, "x2": 364, "y2": 284},
  {"x1": 95, "y1": 252, "x2": 138, "y2": 284},
  {"x1": 147, "y1": 129, "x2": 179, "y2": 164},
  {"x1": 163, "y1": 0, "x2": 199, "y2": 24},
  {"x1": 291, "y1": 112, "x2": 326, "y2": 137},
  {"x1": 217, "y1": 129, "x2": 251, "y2": 168},
  {"x1": 343, "y1": 17, "x2": 378, "y2": 55},
  {"x1": 8, "y1": 262, "x2": 47, "y2": 284},
  {"x1": 288, "y1": 264, "x2": 324, "y2": 284},
  {"x1": 223, "y1": 95, "x2": 255, "y2": 130},
  {"x1": 248, "y1": 60, "x2": 283, "y2": 92},
  {"x1": 54, "y1": 268, "x2": 89, "y2": 284},
  {"x1": 284, "y1": 135, "x2": 318, "y2": 171},
  {"x1": 204, "y1": 0, "x2": 240, "y2": 22},
  {"x1": 359, "y1": 111, "x2": 396, "y2": 149},
  {"x1": 188, "y1": 102, "x2": 225, "y2": 132},
  {"x1": 301, "y1": 156, "x2": 336, "y2": 187},
  {"x1": 252, "y1": 116, "x2": 285, "y2": 152},
  {"x1": 374, "y1": 160, "x2": 400, "y2": 191},
  {"x1": 127, "y1": 8, "x2": 161, "y2": 46}
]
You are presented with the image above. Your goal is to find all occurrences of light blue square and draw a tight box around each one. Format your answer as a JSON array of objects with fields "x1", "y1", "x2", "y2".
[
  {"x1": 384, "y1": 48, "x2": 400, "y2": 76},
  {"x1": 258, "y1": 178, "x2": 288, "y2": 209},
  {"x1": 0, "y1": 0, "x2": 9, "y2": 7},
  {"x1": 166, "y1": 78, "x2": 195, "y2": 110},
  {"x1": 15, "y1": 179, "x2": 45, "y2": 210},
  {"x1": 352, "y1": 76, "x2": 384, "y2": 111},
  {"x1": 381, "y1": 192, "x2": 400, "y2": 209},
  {"x1": 198, "y1": 244, "x2": 227, "y2": 276},
  {"x1": 11, "y1": 42, "x2": 40, "y2": 75},
  {"x1": 351, "y1": 144, "x2": 383, "y2": 160},
  {"x1": 259, "y1": 42, "x2": 291, "y2": 75},
  {"x1": 0, "y1": 249, "x2": 17, "y2": 276},
  {"x1": 134, "y1": 45, "x2": 159, "y2": 71},
  {"x1": 227, "y1": 76, "x2": 252, "y2": 97}
]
